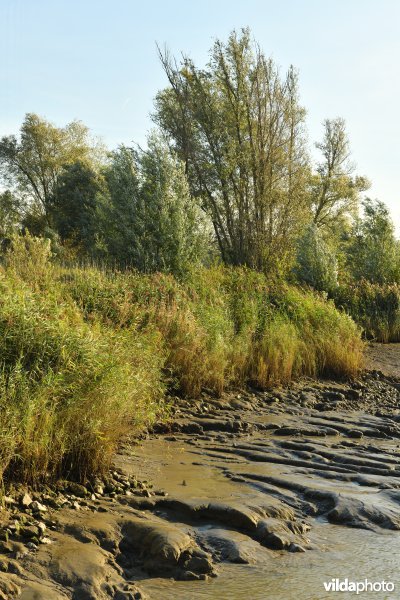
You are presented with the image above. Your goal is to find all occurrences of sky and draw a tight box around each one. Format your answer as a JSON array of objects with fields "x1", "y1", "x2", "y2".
[{"x1": 1, "y1": 0, "x2": 399, "y2": 226}]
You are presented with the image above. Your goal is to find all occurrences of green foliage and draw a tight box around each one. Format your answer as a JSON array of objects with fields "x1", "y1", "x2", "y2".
[
  {"x1": 103, "y1": 135, "x2": 211, "y2": 276},
  {"x1": 311, "y1": 118, "x2": 370, "y2": 231},
  {"x1": 0, "y1": 113, "x2": 104, "y2": 226},
  {"x1": 51, "y1": 161, "x2": 104, "y2": 253},
  {"x1": 62, "y1": 260, "x2": 363, "y2": 395},
  {"x1": 345, "y1": 198, "x2": 400, "y2": 285},
  {"x1": 155, "y1": 28, "x2": 310, "y2": 274},
  {"x1": 333, "y1": 281, "x2": 400, "y2": 342},
  {"x1": 0, "y1": 190, "x2": 21, "y2": 238},
  {"x1": 101, "y1": 145, "x2": 141, "y2": 264},
  {"x1": 294, "y1": 224, "x2": 338, "y2": 292},
  {"x1": 0, "y1": 236, "x2": 165, "y2": 484},
  {"x1": 0, "y1": 234, "x2": 364, "y2": 485}
]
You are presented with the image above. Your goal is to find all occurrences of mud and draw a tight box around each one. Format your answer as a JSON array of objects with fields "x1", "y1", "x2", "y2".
[{"x1": 1, "y1": 345, "x2": 400, "y2": 599}]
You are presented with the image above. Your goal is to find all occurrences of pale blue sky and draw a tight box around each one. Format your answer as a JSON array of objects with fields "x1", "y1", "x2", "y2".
[{"x1": 1, "y1": 0, "x2": 399, "y2": 225}]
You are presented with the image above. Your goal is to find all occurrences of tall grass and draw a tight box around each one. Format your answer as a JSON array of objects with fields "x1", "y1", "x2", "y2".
[
  {"x1": 0, "y1": 236, "x2": 166, "y2": 485},
  {"x1": 333, "y1": 281, "x2": 400, "y2": 342},
  {"x1": 0, "y1": 235, "x2": 364, "y2": 485}
]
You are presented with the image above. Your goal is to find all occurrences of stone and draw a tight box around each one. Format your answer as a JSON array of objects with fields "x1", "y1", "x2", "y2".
[
  {"x1": 30, "y1": 501, "x2": 47, "y2": 513},
  {"x1": 21, "y1": 493, "x2": 33, "y2": 507},
  {"x1": 37, "y1": 522, "x2": 46, "y2": 535},
  {"x1": 20, "y1": 525, "x2": 40, "y2": 539},
  {"x1": 67, "y1": 482, "x2": 88, "y2": 497},
  {"x1": 288, "y1": 542, "x2": 306, "y2": 552},
  {"x1": 348, "y1": 429, "x2": 363, "y2": 439},
  {"x1": 26, "y1": 542, "x2": 38, "y2": 550}
]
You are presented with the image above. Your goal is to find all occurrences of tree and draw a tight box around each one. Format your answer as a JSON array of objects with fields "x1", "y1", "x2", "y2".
[
  {"x1": 101, "y1": 145, "x2": 142, "y2": 264},
  {"x1": 155, "y1": 28, "x2": 310, "y2": 274},
  {"x1": 103, "y1": 135, "x2": 211, "y2": 275},
  {"x1": 51, "y1": 161, "x2": 104, "y2": 253},
  {"x1": 310, "y1": 118, "x2": 369, "y2": 231},
  {"x1": 294, "y1": 224, "x2": 338, "y2": 292},
  {"x1": 345, "y1": 198, "x2": 400, "y2": 284},
  {"x1": 139, "y1": 134, "x2": 210, "y2": 275},
  {"x1": 0, "y1": 190, "x2": 21, "y2": 238},
  {"x1": 0, "y1": 113, "x2": 102, "y2": 228}
]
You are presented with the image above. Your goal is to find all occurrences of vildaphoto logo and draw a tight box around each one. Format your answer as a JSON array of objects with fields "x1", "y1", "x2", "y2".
[{"x1": 323, "y1": 579, "x2": 395, "y2": 594}]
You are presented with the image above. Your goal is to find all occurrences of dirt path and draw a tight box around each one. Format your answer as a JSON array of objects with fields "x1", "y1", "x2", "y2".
[{"x1": 1, "y1": 345, "x2": 400, "y2": 599}]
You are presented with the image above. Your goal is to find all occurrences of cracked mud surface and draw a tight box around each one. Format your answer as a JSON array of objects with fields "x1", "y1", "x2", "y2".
[{"x1": 2, "y1": 344, "x2": 400, "y2": 599}]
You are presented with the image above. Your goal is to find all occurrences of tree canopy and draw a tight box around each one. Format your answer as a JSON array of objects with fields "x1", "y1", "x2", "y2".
[
  {"x1": 310, "y1": 118, "x2": 369, "y2": 232},
  {"x1": 155, "y1": 28, "x2": 310, "y2": 274},
  {"x1": 0, "y1": 113, "x2": 102, "y2": 225},
  {"x1": 0, "y1": 30, "x2": 396, "y2": 288}
]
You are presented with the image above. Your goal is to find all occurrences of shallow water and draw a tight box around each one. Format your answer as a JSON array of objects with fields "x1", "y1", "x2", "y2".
[
  {"x1": 141, "y1": 525, "x2": 399, "y2": 600},
  {"x1": 118, "y1": 434, "x2": 400, "y2": 599}
]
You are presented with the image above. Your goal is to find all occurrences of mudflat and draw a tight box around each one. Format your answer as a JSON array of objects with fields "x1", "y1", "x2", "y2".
[{"x1": 1, "y1": 345, "x2": 400, "y2": 600}]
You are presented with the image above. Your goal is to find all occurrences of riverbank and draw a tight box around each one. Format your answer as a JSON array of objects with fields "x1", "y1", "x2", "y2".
[
  {"x1": 1, "y1": 345, "x2": 400, "y2": 599},
  {"x1": 0, "y1": 240, "x2": 363, "y2": 488}
]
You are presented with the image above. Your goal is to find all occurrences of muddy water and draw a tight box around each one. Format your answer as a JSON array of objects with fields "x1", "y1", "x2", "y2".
[
  {"x1": 118, "y1": 423, "x2": 400, "y2": 600},
  {"x1": 141, "y1": 527, "x2": 399, "y2": 600}
]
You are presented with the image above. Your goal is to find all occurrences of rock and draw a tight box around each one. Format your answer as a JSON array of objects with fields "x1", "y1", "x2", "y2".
[
  {"x1": 30, "y1": 501, "x2": 47, "y2": 513},
  {"x1": 288, "y1": 542, "x2": 306, "y2": 552},
  {"x1": 26, "y1": 542, "x2": 38, "y2": 550},
  {"x1": 67, "y1": 482, "x2": 88, "y2": 497},
  {"x1": 21, "y1": 493, "x2": 33, "y2": 507},
  {"x1": 20, "y1": 525, "x2": 40, "y2": 539},
  {"x1": 348, "y1": 429, "x2": 363, "y2": 439},
  {"x1": 322, "y1": 391, "x2": 345, "y2": 402}
]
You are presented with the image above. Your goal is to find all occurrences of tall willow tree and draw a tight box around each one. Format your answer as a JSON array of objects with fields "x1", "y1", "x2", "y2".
[{"x1": 155, "y1": 28, "x2": 310, "y2": 274}]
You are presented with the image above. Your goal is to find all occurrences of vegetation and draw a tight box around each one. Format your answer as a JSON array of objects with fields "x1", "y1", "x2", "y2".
[
  {"x1": 0, "y1": 235, "x2": 363, "y2": 484},
  {"x1": 333, "y1": 282, "x2": 400, "y2": 343},
  {"x1": 156, "y1": 30, "x2": 310, "y2": 274},
  {"x1": 0, "y1": 27, "x2": 398, "y2": 485}
]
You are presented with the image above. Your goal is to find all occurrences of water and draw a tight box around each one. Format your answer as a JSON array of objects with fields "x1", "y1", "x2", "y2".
[{"x1": 117, "y1": 435, "x2": 400, "y2": 600}]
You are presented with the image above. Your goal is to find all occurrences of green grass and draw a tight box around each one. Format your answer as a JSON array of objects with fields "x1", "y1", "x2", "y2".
[
  {"x1": 0, "y1": 235, "x2": 364, "y2": 486},
  {"x1": 333, "y1": 281, "x2": 400, "y2": 342}
]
